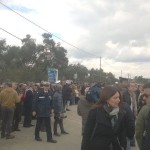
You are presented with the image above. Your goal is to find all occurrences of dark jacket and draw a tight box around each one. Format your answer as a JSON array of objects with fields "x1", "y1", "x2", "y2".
[
  {"x1": 122, "y1": 90, "x2": 131, "y2": 106},
  {"x1": 53, "y1": 91, "x2": 63, "y2": 113},
  {"x1": 81, "y1": 106, "x2": 126, "y2": 150},
  {"x1": 62, "y1": 84, "x2": 72, "y2": 101},
  {"x1": 121, "y1": 102, "x2": 135, "y2": 139},
  {"x1": 24, "y1": 89, "x2": 34, "y2": 109},
  {"x1": 33, "y1": 91, "x2": 52, "y2": 117}
]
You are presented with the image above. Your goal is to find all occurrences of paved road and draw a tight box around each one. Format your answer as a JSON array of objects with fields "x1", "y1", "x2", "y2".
[{"x1": 0, "y1": 105, "x2": 139, "y2": 150}]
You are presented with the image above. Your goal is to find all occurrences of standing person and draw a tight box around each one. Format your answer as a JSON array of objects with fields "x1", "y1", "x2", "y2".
[
  {"x1": 74, "y1": 85, "x2": 80, "y2": 104},
  {"x1": 12, "y1": 82, "x2": 23, "y2": 131},
  {"x1": 118, "y1": 77, "x2": 128, "y2": 95},
  {"x1": 23, "y1": 82, "x2": 34, "y2": 127},
  {"x1": 32, "y1": 83, "x2": 57, "y2": 143},
  {"x1": 0, "y1": 82, "x2": 20, "y2": 139},
  {"x1": 81, "y1": 86, "x2": 126, "y2": 150},
  {"x1": 62, "y1": 81, "x2": 72, "y2": 111},
  {"x1": 122, "y1": 82, "x2": 137, "y2": 148},
  {"x1": 77, "y1": 94, "x2": 96, "y2": 135},
  {"x1": 53, "y1": 84, "x2": 69, "y2": 136},
  {"x1": 136, "y1": 82, "x2": 150, "y2": 150}
]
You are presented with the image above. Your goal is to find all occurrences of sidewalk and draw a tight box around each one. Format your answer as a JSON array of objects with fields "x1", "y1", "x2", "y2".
[
  {"x1": 0, "y1": 105, "x2": 138, "y2": 150},
  {"x1": 0, "y1": 106, "x2": 82, "y2": 150}
]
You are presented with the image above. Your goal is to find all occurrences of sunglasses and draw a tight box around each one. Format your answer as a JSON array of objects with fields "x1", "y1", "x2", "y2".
[{"x1": 143, "y1": 94, "x2": 150, "y2": 98}]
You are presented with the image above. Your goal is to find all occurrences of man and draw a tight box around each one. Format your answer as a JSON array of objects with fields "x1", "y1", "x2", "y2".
[
  {"x1": 23, "y1": 82, "x2": 34, "y2": 127},
  {"x1": 122, "y1": 81, "x2": 137, "y2": 148},
  {"x1": 32, "y1": 82, "x2": 57, "y2": 143},
  {"x1": 0, "y1": 82, "x2": 20, "y2": 139},
  {"x1": 118, "y1": 77, "x2": 128, "y2": 95},
  {"x1": 136, "y1": 82, "x2": 150, "y2": 150},
  {"x1": 12, "y1": 82, "x2": 22, "y2": 131}
]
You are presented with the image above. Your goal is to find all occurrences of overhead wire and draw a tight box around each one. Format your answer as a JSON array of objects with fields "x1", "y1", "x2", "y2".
[
  {"x1": 0, "y1": 27, "x2": 91, "y2": 75},
  {"x1": 0, "y1": 1, "x2": 117, "y2": 72},
  {"x1": 0, "y1": 1, "x2": 98, "y2": 59},
  {"x1": 0, "y1": 27, "x2": 22, "y2": 41}
]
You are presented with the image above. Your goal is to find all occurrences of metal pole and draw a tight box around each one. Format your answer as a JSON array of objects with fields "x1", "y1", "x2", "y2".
[{"x1": 100, "y1": 56, "x2": 101, "y2": 82}]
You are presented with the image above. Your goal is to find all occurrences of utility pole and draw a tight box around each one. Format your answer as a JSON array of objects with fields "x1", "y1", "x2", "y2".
[
  {"x1": 100, "y1": 56, "x2": 101, "y2": 82},
  {"x1": 121, "y1": 70, "x2": 122, "y2": 77}
]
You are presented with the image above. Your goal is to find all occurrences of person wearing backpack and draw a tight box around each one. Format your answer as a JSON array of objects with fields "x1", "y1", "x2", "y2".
[
  {"x1": 86, "y1": 82, "x2": 102, "y2": 103},
  {"x1": 135, "y1": 82, "x2": 150, "y2": 150}
]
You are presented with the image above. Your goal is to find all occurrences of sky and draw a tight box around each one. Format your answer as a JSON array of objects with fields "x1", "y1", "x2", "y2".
[{"x1": 1, "y1": 0, "x2": 150, "y2": 79}]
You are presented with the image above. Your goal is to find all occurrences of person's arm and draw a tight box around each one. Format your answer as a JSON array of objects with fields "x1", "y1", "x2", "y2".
[
  {"x1": 15, "y1": 91, "x2": 20, "y2": 103},
  {"x1": 124, "y1": 103, "x2": 135, "y2": 139},
  {"x1": 81, "y1": 108, "x2": 97, "y2": 150}
]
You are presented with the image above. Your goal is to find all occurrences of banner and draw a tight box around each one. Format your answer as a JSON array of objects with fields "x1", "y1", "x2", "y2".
[{"x1": 48, "y1": 68, "x2": 58, "y2": 83}]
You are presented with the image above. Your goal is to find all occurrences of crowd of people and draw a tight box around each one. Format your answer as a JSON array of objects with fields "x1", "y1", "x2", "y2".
[
  {"x1": 0, "y1": 80, "x2": 83, "y2": 142},
  {"x1": 78, "y1": 78, "x2": 150, "y2": 150},
  {"x1": 0, "y1": 78, "x2": 150, "y2": 150}
]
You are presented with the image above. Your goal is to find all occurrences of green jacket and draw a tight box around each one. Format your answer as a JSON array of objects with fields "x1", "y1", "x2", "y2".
[{"x1": 135, "y1": 104, "x2": 150, "y2": 149}]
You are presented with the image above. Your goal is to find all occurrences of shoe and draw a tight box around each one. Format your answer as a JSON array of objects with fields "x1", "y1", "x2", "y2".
[
  {"x1": 47, "y1": 139, "x2": 57, "y2": 143},
  {"x1": 29, "y1": 124, "x2": 34, "y2": 127},
  {"x1": 1, "y1": 134, "x2": 5, "y2": 138},
  {"x1": 61, "y1": 131, "x2": 69, "y2": 134},
  {"x1": 15, "y1": 128, "x2": 21, "y2": 131},
  {"x1": 61, "y1": 115, "x2": 67, "y2": 119},
  {"x1": 23, "y1": 125, "x2": 30, "y2": 128},
  {"x1": 6, "y1": 135, "x2": 15, "y2": 139},
  {"x1": 54, "y1": 133, "x2": 61, "y2": 136},
  {"x1": 66, "y1": 109, "x2": 70, "y2": 111},
  {"x1": 35, "y1": 137, "x2": 42, "y2": 141},
  {"x1": 130, "y1": 142, "x2": 135, "y2": 147}
]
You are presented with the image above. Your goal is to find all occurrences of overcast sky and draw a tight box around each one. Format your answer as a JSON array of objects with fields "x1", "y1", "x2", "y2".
[{"x1": 1, "y1": 0, "x2": 150, "y2": 79}]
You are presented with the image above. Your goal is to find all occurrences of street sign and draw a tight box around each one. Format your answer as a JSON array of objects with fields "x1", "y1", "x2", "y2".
[{"x1": 48, "y1": 68, "x2": 58, "y2": 83}]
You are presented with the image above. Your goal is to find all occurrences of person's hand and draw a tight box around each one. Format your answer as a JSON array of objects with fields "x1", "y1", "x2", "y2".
[
  {"x1": 32, "y1": 111, "x2": 36, "y2": 117},
  {"x1": 121, "y1": 147, "x2": 124, "y2": 150}
]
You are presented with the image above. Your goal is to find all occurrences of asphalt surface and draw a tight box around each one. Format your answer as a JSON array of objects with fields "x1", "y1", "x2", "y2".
[{"x1": 0, "y1": 105, "x2": 139, "y2": 150}]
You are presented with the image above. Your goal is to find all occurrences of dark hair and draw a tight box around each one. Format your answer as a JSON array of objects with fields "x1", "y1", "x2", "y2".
[
  {"x1": 6, "y1": 82, "x2": 12, "y2": 87},
  {"x1": 143, "y1": 82, "x2": 150, "y2": 89},
  {"x1": 93, "y1": 86, "x2": 122, "y2": 109}
]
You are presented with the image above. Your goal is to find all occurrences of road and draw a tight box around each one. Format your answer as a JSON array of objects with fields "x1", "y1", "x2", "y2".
[{"x1": 0, "y1": 105, "x2": 139, "y2": 150}]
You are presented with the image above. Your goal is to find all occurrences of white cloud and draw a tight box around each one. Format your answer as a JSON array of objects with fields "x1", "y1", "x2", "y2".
[{"x1": 1, "y1": 0, "x2": 150, "y2": 79}]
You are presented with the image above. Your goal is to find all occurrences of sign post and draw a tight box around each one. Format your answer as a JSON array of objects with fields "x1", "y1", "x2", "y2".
[{"x1": 48, "y1": 68, "x2": 58, "y2": 83}]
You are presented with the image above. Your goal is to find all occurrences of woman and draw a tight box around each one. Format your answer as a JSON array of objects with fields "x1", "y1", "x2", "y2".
[{"x1": 81, "y1": 86, "x2": 126, "y2": 150}]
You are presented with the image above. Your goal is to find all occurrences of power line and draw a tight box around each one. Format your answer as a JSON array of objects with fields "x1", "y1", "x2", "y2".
[
  {"x1": 0, "y1": 2, "x2": 117, "y2": 72},
  {"x1": 0, "y1": 27, "x2": 91, "y2": 75},
  {"x1": 1, "y1": 26, "x2": 116, "y2": 74},
  {"x1": 0, "y1": 1, "x2": 98, "y2": 59},
  {"x1": 0, "y1": 1, "x2": 119, "y2": 71},
  {"x1": 0, "y1": 28, "x2": 22, "y2": 41}
]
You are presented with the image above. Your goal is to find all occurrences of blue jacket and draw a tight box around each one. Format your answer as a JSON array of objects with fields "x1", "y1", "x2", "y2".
[{"x1": 33, "y1": 91, "x2": 52, "y2": 117}]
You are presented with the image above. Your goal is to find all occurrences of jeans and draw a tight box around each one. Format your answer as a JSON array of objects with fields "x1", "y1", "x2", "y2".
[
  {"x1": 126, "y1": 138, "x2": 131, "y2": 150},
  {"x1": 1, "y1": 107, "x2": 14, "y2": 136}
]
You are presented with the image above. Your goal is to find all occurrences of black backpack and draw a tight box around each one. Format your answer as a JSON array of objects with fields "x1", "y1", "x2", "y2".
[
  {"x1": 141, "y1": 110, "x2": 150, "y2": 150},
  {"x1": 86, "y1": 87, "x2": 96, "y2": 103}
]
